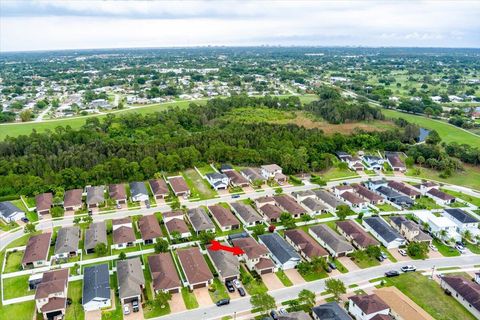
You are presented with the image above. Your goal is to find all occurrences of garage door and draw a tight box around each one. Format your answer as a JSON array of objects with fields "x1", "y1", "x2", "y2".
[
  {"x1": 337, "y1": 252, "x2": 346, "y2": 257},
  {"x1": 260, "y1": 268, "x2": 273, "y2": 274},
  {"x1": 168, "y1": 288, "x2": 180, "y2": 294},
  {"x1": 192, "y1": 282, "x2": 206, "y2": 289},
  {"x1": 224, "y1": 276, "x2": 237, "y2": 282},
  {"x1": 123, "y1": 296, "x2": 139, "y2": 304}
]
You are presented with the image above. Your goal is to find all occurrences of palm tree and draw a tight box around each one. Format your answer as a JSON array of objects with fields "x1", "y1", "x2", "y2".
[
  {"x1": 462, "y1": 230, "x2": 472, "y2": 242},
  {"x1": 439, "y1": 229, "x2": 448, "y2": 242}
]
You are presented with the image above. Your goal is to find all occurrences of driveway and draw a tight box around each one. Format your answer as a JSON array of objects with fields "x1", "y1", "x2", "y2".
[
  {"x1": 389, "y1": 248, "x2": 412, "y2": 262},
  {"x1": 193, "y1": 287, "x2": 214, "y2": 306},
  {"x1": 169, "y1": 292, "x2": 186, "y2": 313},
  {"x1": 85, "y1": 310, "x2": 102, "y2": 320},
  {"x1": 124, "y1": 302, "x2": 144, "y2": 320},
  {"x1": 338, "y1": 257, "x2": 359, "y2": 271},
  {"x1": 284, "y1": 269, "x2": 305, "y2": 285},
  {"x1": 228, "y1": 288, "x2": 243, "y2": 300},
  {"x1": 261, "y1": 273, "x2": 285, "y2": 290},
  {"x1": 428, "y1": 249, "x2": 443, "y2": 259}
]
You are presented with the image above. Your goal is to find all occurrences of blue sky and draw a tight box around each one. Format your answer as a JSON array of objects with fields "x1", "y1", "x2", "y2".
[{"x1": 1, "y1": 0, "x2": 479, "y2": 52}]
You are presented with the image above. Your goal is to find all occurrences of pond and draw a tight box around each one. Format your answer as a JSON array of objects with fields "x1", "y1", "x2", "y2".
[{"x1": 417, "y1": 127, "x2": 430, "y2": 142}]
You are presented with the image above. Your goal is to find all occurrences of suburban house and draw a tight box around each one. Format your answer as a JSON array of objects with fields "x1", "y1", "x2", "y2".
[
  {"x1": 149, "y1": 178, "x2": 169, "y2": 199},
  {"x1": 346, "y1": 156, "x2": 365, "y2": 171},
  {"x1": 258, "y1": 233, "x2": 301, "y2": 270},
  {"x1": 187, "y1": 207, "x2": 216, "y2": 235},
  {"x1": 138, "y1": 215, "x2": 162, "y2": 245},
  {"x1": 148, "y1": 253, "x2": 182, "y2": 294},
  {"x1": 224, "y1": 170, "x2": 250, "y2": 188},
  {"x1": 207, "y1": 241, "x2": 241, "y2": 282},
  {"x1": 335, "y1": 151, "x2": 352, "y2": 162},
  {"x1": 314, "y1": 189, "x2": 346, "y2": 211},
  {"x1": 333, "y1": 184, "x2": 354, "y2": 197},
  {"x1": 312, "y1": 302, "x2": 352, "y2": 320},
  {"x1": 54, "y1": 226, "x2": 81, "y2": 260},
  {"x1": 339, "y1": 191, "x2": 368, "y2": 210},
  {"x1": 426, "y1": 188, "x2": 455, "y2": 206},
  {"x1": 63, "y1": 189, "x2": 83, "y2": 212},
  {"x1": 387, "y1": 181, "x2": 421, "y2": 199},
  {"x1": 444, "y1": 208, "x2": 480, "y2": 241},
  {"x1": 292, "y1": 190, "x2": 316, "y2": 202},
  {"x1": 254, "y1": 196, "x2": 276, "y2": 208},
  {"x1": 309, "y1": 225, "x2": 354, "y2": 257},
  {"x1": 301, "y1": 197, "x2": 329, "y2": 215},
  {"x1": 362, "y1": 216, "x2": 405, "y2": 249},
  {"x1": 363, "y1": 155, "x2": 384, "y2": 171},
  {"x1": 375, "y1": 186, "x2": 414, "y2": 208},
  {"x1": 385, "y1": 153, "x2": 406, "y2": 172},
  {"x1": 413, "y1": 181, "x2": 439, "y2": 195},
  {"x1": 374, "y1": 287, "x2": 434, "y2": 320},
  {"x1": 208, "y1": 205, "x2": 241, "y2": 231},
  {"x1": 413, "y1": 211, "x2": 461, "y2": 242},
  {"x1": 108, "y1": 184, "x2": 127, "y2": 205},
  {"x1": 261, "y1": 164, "x2": 287, "y2": 184},
  {"x1": 116, "y1": 258, "x2": 145, "y2": 304},
  {"x1": 205, "y1": 172, "x2": 230, "y2": 190},
  {"x1": 277, "y1": 312, "x2": 311, "y2": 320},
  {"x1": 274, "y1": 194, "x2": 306, "y2": 218},
  {"x1": 389, "y1": 216, "x2": 432, "y2": 243},
  {"x1": 348, "y1": 294, "x2": 390, "y2": 320},
  {"x1": 336, "y1": 220, "x2": 380, "y2": 250},
  {"x1": 177, "y1": 247, "x2": 214, "y2": 290},
  {"x1": 112, "y1": 217, "x2": 136, "y2": 249},
  {"x1": 258, "y1": 203, "x2": 283, "y2": 223},
  {"x1": 22, "y1": 232, "x2": 52, "y2": 269},
  {"x1": 35, "y1": 269, "x2": 69, "y2": 319},
  {"x1": 284, "y1": 229, "x2": 328, "y2": 261},
  {"x1": 352, "y1": 184, "x2": 384, "y2": 205},
  {"x1": 232, "y1": 236, "x2": 276, "y2": 274},
  {"x1": 240, "y1": 167, "x2": 265, "y2": 184},
  {"x1": 0, "y1": 201, "x2": 25, "y2": 223},
  {"x1": 86, "y1": 186, "x2": 105, "y2": 208},
  {"x1": 82, "y1": 264, "x2": 111, "y2": 311},
  {"x1": 129, "y1": 181, "x2": 149, "y2": 202},
  {"x1": 440, "y1": 276, "x2": 480, "y2": 319},
  {"x1": 230, "y1": 202, "x2": 263, "y2": 226},
  {"x1": 168, "y1": 176, "x2": 191, "y2": 198},
  {"x1": 163, "y1": 211, "x2": 192, "y2": 238},
  {"x1": 36, "y1": 192, "x2": 53, "y2": 216},
  {"x1": 366, "y1": 179, "x2": 388, "y2": 191},
  {"x1": 220, "y1": 164, "x2": 234, "y2": 172},
  {"x1": 84, "y1": 221, "x2": 108, "y2": 254}
]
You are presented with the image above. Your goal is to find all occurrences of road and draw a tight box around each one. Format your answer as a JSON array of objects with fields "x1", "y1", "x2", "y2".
[{"x1": 159, "y1": 254, "x2": 480, "y2": 320}]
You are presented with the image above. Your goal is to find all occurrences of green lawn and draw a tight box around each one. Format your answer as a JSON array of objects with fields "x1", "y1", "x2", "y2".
[
  {"x1": 0, "y1": 300, "x2": 35, "y2": 320},
  {"x1": 4, "y1": 250, "x2": 24, "y2": 273},
  {"x1": 65, "y1": 280, "x2": 85, "y2": 320},
  {"x1": 275, "y1": 270, "x2": 293, "y2": 287},
  {"x1": 240, "y1": 266, "x2": 268, "y2": 295},
  {"x1": 2, "y1": 275, "x2": 32, "y2": 299},
  {"x1": 208, "y1": 278, "x2": 230, "y2": 303},
  {"x1": 181, "y1": 287, "x2": 199, "y2": 309},
  {"x1": 411, "y1": 196, "x2": 443, "y2": 210},
  {"x1": 376, "y1": 203, "x2": 399, "y2": 212},
  {"x1": 388, "y1": 272, "x2": 476, "y2": 320},
  {"x1": 465, "y1": 242, "x2": 480, "y2": 254},
  {"x1": 433, "y1": 239, "x2": 460, "y2": 257},
  {"x1": 182, "y1": 169, "x2": 217, "y2": 200},
  {"x1": 143, "y1": 268, "x2": 171, "y2": 318},
  {"x1": 318, "y1": 167, "x2": 359, "y2": 180},
  {"x1": 441, "y1": 189, "x2": 480, "y2": 207},
  {"x1": 349, "y1": 252, "x2": 380, "y2": 269},
  {"x1": 382, "y1": 108, "x2": 480, "y2": 147},
  {"x1": 102, "y1": 276, "x2": 123, "y2": 320},
  {"x1": 407, "y1": 165, "x2": 480, "y2": 191}
]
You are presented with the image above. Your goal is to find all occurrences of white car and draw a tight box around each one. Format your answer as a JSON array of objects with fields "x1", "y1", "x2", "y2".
[
  {"x1": 400, "y1": 265, "x2": 416, "y2": 272},
  {"x1": 278, "y1": 308, "x2": 288, "y2": 315},
  {"x1": 429, "y1": 244, "x2": 438, "y2": 252},
  {"x1": 233, "y1": 279, "x2": 242, "y2": 288},
  {"x1": 398, "y1": 249, "x2": 407, "y2": 256},
  {"x1": 123, "y1": 304, "x2": 131, "y2": 315},
  {"x1": 456, "y1": 244, "x2": 466, "y2": 254}
]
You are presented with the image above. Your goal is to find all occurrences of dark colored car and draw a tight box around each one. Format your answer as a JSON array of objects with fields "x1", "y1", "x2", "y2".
[
  {"x1": 216, "y1": 298, "x2": 230, "y2": 307},
  {"x1": 232, "y1": 194, "x2": 240, "y2": 198},
  {"x1": 21, "y1": 217, "x2": 29, "y2": 223},
  {"x1": 328, "y1": 262, "x2": 337, "y2": 270},
  {"x1": 225, "y1": 281, "x2": 235, "y2": 292},
  {"x1": 238, "y1": 287, "x2": 246, "y2": 297},
  {"x1": 270, "y1": 310, "x2": 279, "y2": 320},
  {"x1": 376, "y1": 255, "x2": 385, "y2": 262},
  {"x1": 132, "y1": 300, "x2": 139, "y2": 312},
  {"x1": 325, "y1": 265, "x2": 332, "y2": 273},
  {"x1": 385, "y1": 270, "x2": 400, "y2": 277}
]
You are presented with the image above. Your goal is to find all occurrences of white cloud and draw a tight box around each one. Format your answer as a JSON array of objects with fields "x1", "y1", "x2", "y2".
[{"x1": 1, "y1": 0, "x2": 479, "y2": 51}]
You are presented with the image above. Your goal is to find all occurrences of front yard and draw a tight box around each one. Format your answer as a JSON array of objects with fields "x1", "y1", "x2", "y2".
[
  {"x1": 240, "y1": 265, "x2": 268, "y2": 295},
  {"x1": 432, "y1": 239, "x2": 460, "y2": 257},
  {"x1": 0, "y1": 301, "x2": 35, "y2": 320},
  {"x1": 275, "y1": 270, "x2": 293, "y2": 287},
  {"x1": 412, "y1": 196, "x2": 443, "y2": 210},
  {"x1": 181, "y1": 287, "x2": 199, "y2": 309},
  {"x1": 208, "y1": 278, "x2": 230, "y2": 303}
]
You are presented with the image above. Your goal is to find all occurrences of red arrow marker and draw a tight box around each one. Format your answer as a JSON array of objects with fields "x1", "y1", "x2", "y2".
[{"x1": 208, "y1": 240, "x2": 245, "y2": 256}]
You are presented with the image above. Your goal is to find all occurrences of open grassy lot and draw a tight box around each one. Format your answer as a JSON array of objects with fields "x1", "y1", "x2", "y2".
[
  {"x1": 382, "y1": 109, "x2": 480, "y2": 147},
  {"x1": 182, "y1": 169, "x2": 218, "y2": 200},
  {"x1": 181, "y1": 287, "x2": 199, "y2": 309},
  {"x1": 317, "y1": 167, "x2": 359, "y2": 180},
  {"x1": 440, "y1": 189, "x2": 480, "y2": 207},
  {"x1": 387, "y1": 272, "x2": 476, "y2": 320},
  {"x1": 65, "y1": 280, "x2": 85, "y2": 320},
  {"x1": 376, "y1": 203, "x2": 398, "y2": 212},
  {"x1": 349, "y1": 252, "x2": 380, "y2": 269},
  {"x1": 407, "y1": 165, "x2": 480, "y2": 191},
  {"x1": 0, "y1": 300, "x2": 35, "y2": 320},
  {"x1": 2, "y1": 275, "x2": 33, "y2": 299},
  {"x1": 411, "y1": 196, "x2": 443, "y2": 210}
]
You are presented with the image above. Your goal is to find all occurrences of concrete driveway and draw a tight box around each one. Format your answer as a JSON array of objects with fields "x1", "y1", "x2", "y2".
[
  {"x1": 338, "y1": 257, "x2": 359, "y2": 271},
  {"x1": 124, "y1": 302, "x2": 144, "y2": 320},
  {"x1": 228, "y1": 288, "x2": 243, "y2": 300},
  {"x1": 389, "y1": 248, "x2": 412, "y2": 262},
  {"x1": 85, "y1": 310, "x2": 102, "y2": 320},
  {"x1": 169, "y1": 293, "x2": 186, "y2": 313},
  {"x1": 193, "y1": 287, "x2": 214, "y2": 306},
  {"x1": 428, "y1": 249, "x2": 443, "y2": 259},
  {"x1": 261, "y1": 273, "x2": 285, "y2": 290},
  {"x1": 284, "y1": 269, "x2": 305, "y2": 284}
]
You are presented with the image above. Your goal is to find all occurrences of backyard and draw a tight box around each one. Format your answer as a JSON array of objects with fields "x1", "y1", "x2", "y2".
[{"x1": 65, "y1": 280, "x2": 84, "y2": 320}]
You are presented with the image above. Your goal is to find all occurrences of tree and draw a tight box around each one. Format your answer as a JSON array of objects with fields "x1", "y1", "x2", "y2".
[
  {"x1": 250, "y1": 293, "x2": 276, "y2": 315},
  {"x1": 170, "y1": 230, "x2": 182, "y2": 243},
  {"x1": 325, "y1": 278, "x2": 346, "y2": 301},
  {"x1": 336, "y1": 205, "x2": 351, "y2": 221},
  {"x1": 198, "y1": 231, "x2": 215, "y2": 245},
  {"x1": 252, "y1": 224, "x2": 266, "y2": 237},
  {"x1": 280, "y1": 212, "x2": 296, "y2": 229},
  {"x1": 24, "y1": 223, "x2": 36, "y2": 233},
  {"x1": 274, "y1": 187, "x2": 283, "y2": 195},
  {"x1": 365, "y1": 245, "x2": 382, "y2": 259},
  {"x1": 95, "y1": 243, "x2": 108, "y2": 257},
  {"x1": 298, "y1": 289, "x2": 316, "y2": 309},
  {"x1": 406, "y1": 242, "x2": 428, "y2": 259},
  {"x1": 154, "y1": 291, "x2": 172, "y2": 308},
  {"x1": 73, "y1": 217, "x2": 81, "y2": 225},
  {"x1": 82, "y1": 215, "x2": 93, "y2": 224},
  {"x1": 301, "y1": 214, "x2": 312, "y2": 222},
  {"x1": 19, "y1": 109, "x2": 32, "y2": 122},
  {"x1": 426, "y1": 130, "x2": 441, "y2": 145},
  {"x1": 51, "y1": 206, "x2": 64, "y2": 218},
  {"x1": 118, "y1": 252, "x2": 127, "y2": 260},
  {"x1": 154, "y1": 238, "x2": 169, "y2": 253}
]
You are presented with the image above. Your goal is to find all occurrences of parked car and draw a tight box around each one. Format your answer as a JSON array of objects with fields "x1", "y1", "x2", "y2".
[
  {"x1": 225, "y1": 281, "x2": 235, "y2": 292},
  {"x1": 376, "y1": 255, "x2": 385, "y2": 262},
  {"x1": 232, "y1": 194, "x2": 240, "y2": 199},
  {"x1": 21, "y1": 217, "x2": 29, "y2": 223},
  {"x1": 456, "y1": 244, "x2": 466, "y2": 254},
  {"x1": 270, "y1": 310, "x2": 279, "y2": 320},
  {"x1": 233, "y1": 279, "x2": 242, "y2": 288},
  {"x1": 145, "y1": 200, "x2": 151, "y2": 209},
  {"x1": 132, "y1": 300, "x2": 139, "y2": 312},
  {"x1": 429, "y1": 244, "x2": 438, "y2": 252},
  {"x1": 123, "y1": 305, "x2": 131, "y2": 315},
  {"x1": 216, "y1": 298, "x2": 230, "y2": 307},
  {"x1": 328, "y1": 261, "x2": 337, "y2": 270},
  {"x1": 238, "y1": 287, "x2": 246, "y2": 297},
  {"x1": 278, "y1": 308, "x2": 288, "y2": 315},
  {"x1": 385, "y1": 270, "x2": 400, "y2": 277},
  {"x1": 398, "y1": 248, "x2": 407, "y2": 256},
  {"x1": 116, "y1": 204, "x2": 122, "y2": 209},
  {"x1": 400, "y1": 265, "x2": 416, "y2": 272},
  {"x1": 325, "y1": 265, "x2": 332, "y2": 273},
  {"x1": 380, "y1": 252, "x2": 388, "y2": 260}
]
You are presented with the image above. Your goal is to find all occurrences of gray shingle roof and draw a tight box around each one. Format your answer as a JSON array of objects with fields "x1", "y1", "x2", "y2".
[
  {"x1": 258, "y1": 233, "x2": 300, "y2": 264},
  {"x1": 207, "y1": 242, "x2": 240, "y2": 278},
  {"x1": 230, "y1": 202, "x2": 263, "y2": 224},
  {"x1": 82, "y1": 264, "x2": 110, "y2": 304},
  {"x1": 85, "y1": 222, "x2": 107, "y2": 251},
  {"x1": 86, "y1": 186, "x2": 105, "y2": 205},
  {"x1": 54, "y1": 226, "x2": 80, "y2": 255},
  {"x1": 364, "y1": 216, "x2": 403, "y2": 243},
  {"x1": 312, "y1": 302, "x2": 352, "y2": 320},
  {"x1": 117, "y1": 258, "x2": 145, "y2": 299},
  {"x1": 187, "y1": 207, "x2": 215, "y2": 232},
  {"x1": 310, "y1": 224, "x2": 354, "y2": 253},
  {"x1": 314, "y1": 190, "x2": 345, "y2": 209},
  {"x1": 301, "y1": 197, "x2": 328, "y2": 212},
  {"x1": 445, "y1": 208, "x2": 479, "y2": 224},
  {"x1": 0, "y1": 201, "x2": 23, "y2": 219},
  {"x1": 129, "y1": 182, "x2": 148, "y2": 197}
]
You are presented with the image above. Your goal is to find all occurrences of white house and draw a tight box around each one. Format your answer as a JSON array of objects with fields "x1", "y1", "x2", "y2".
[
  {"x1": 0, "y1": 201, "x2": 25, "y2": 223},
  {"x1": 443, "y1": 208, "x2": 480, "y2": 242},
  {"x1": 348, "y1": 294, "x2": 390, "y2": 320},
  {"x1": 205, "y1": 172, "x2": 229, "y2": 190},
  {"x1": 260, "y1": 164, "x2": 287, "y2": 184},
  {"x1": 129, "y1": 182, "x2": 149, "y2": 202},
  {"x1": 82, "y1": 264, "x2": 111, "y2": 311},
  {"x1": 414, "y1": 211, "x2": 462, "y2": 242}
]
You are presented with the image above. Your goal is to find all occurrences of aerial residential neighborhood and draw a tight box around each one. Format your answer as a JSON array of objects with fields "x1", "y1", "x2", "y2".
[{"x1": 1, "y1": 1, "x2": 480, "y2": 320}]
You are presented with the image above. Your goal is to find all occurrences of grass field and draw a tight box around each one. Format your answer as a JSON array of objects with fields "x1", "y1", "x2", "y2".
[
  {"x1": 388, "y1": 272, "x2": 476, "y2": 320},
  {"x1": 2, "y1": 275, "x2": 32, "y2": 299},
  {"x1": 382, "y1": 109, "x2": 480, "y2": 147},
  {"x1": 440, "y1": 189, "x2": 480, "y2": 207},
  {"x1": 275, "y1": 270, "x2": 293, "y2": 287},
  {"x1": 407, "y1": 165, "x2": 480, "y2": 191},
  {"x1": 65, "y1": 280, "x2": 85, "y2": 320},
  {"x1": 433, "y1": 239, "x2": 460, "y2": 257},
  {"x1": 182, "y1": 169, "x2": 217, "y2": 200},
  {"x1": 0, "y1": 300, "x2": 35, "y2": 320},
  {"x1": 181, "y1": 287, "x2": 199, "y2": 309},
  {"x1": 4, "y1": 250, "x2": 24, "y2": 273},
  {"x1": 317, "y1": 167, "x2": 359, "y2": 180}
]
